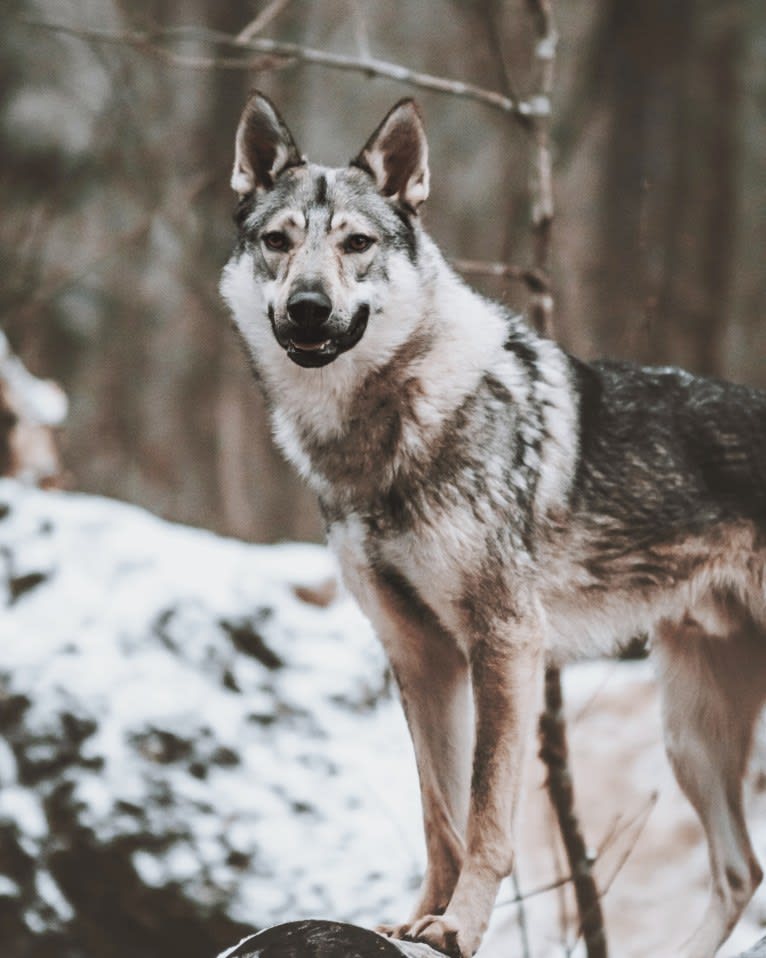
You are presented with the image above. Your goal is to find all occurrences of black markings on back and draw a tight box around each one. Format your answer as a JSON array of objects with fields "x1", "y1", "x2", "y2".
[{"x1": 503, "y1": 328, "x2": 538, "y2": 377}]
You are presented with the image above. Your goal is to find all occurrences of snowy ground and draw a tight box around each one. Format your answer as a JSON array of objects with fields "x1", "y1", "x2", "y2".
[
  {"x1": 494, "y1": 663, "x2": 766, "y2": 958},
  {"x1": 0, "y1": 479, "x2": 764, "y2": 957}
]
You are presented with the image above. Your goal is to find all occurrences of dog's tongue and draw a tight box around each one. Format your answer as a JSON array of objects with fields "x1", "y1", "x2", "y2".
[{"x1": 290, "y1": 339, "x2": 330, "y2": 352}]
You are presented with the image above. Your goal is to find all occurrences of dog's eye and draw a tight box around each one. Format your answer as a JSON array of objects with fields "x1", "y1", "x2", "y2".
[
  {"x1": 262, "y1": 231, "x2": 290, "y2": 252},
  {"x1": 344, "y1": 234, "x2": 375, "y2": 254}
]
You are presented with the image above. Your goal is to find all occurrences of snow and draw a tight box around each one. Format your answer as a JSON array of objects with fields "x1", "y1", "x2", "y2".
[
  {"x1": 0, "y1": 331, "x2": 68, "y2": 426},
  {"x1": 0, "y1": 478, "x2": 422, "y2": 936},
  {"x1": 0, "y1": 479, "x2": 764, "y2": 957}
]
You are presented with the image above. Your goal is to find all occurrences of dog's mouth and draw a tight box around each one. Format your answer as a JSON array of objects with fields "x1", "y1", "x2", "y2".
[{"x1": 284, "y1": 304, "x2": 370, "y2": 369}]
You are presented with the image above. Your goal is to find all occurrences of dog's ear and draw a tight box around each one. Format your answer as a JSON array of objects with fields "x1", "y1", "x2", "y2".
[
  {"x1": 231, "y1": 91, "x2": 303, "y2": 197},
  {"x1": 353, "y1": 99, "x2": 429, "y2": 212}
]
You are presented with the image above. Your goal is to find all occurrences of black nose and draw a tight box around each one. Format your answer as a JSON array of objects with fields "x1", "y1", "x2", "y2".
[{"x1": 286, "y1": 290, "x2": 332, "y2": 328}]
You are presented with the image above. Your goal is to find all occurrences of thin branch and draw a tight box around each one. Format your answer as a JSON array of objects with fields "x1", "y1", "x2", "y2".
[
  {"x1": 20, "y1": 18, "x2": 543, "y2": 125},
  {"x1": 571, "y1": 664, "x2": 620, "y2": 724},
  {"x1": 235, "y1": 0, "x2": 294, "y2": 44},
  {"x1": 550, "y1": 790, "x2": 574, "y2": 955},
  {"x1": 494, "y1": 788, "x2": 657, "y2": 911},
  {"x1": 568, "y1": 793, "x2": 658, "y2": 956},
  {"x1": 539, "y1": 666, "x2": 608, "y2": 958},
  {"x1": 510, "y1": 868, "x2": 532, "y2": 958},
  {"x1": 142, "y1": 43, "x2": 289, "y2": 72},
  {"x1": 598, "y1": 793, "x2": 657, "y2": 899},
  {"x1": 478, "y1": 0, "x2": 521, "y2": 103},
  {"x1": 526, "y1": 0, "x2": 558, "y2": 336},
  {"x1": 349, "y1": 0, "x2": 371, "y2": 60},
  {"x1": 494, "y1": 869, "x2": 581, "y2": 910},
  {"x1": 451, "y1": 258, "x2": 550, "y2": 292},
  {"x1": 592, "y1": 791, "x2": 658, "y2": 866}
]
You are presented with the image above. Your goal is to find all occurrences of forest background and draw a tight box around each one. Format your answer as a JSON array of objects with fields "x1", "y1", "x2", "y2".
[{"x1": 3, "y1": 0, "x2": 763, "y2": 544}]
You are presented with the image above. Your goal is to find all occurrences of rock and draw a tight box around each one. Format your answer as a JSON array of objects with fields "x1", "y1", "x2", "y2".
[{"x1": 218, "y1": 920, "x2": 445, "y2": 958}]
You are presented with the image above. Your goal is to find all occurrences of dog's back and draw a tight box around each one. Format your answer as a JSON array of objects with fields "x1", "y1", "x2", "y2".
[{"x1": 574, "y1": 359, "x2": 766, "y2": 529}]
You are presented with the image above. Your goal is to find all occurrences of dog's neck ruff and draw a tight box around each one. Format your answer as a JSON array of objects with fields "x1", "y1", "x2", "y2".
[
  {"x1": 270, "y1": 250, "x2": 512, "y2": 499},
  {"x1": 221, "y1": 228, "x2": 579, "y2": 525}
]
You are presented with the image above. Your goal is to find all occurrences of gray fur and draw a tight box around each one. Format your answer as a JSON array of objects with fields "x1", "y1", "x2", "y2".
[{"x1": 220, "y1": 94, "x2": 766, "y2": 958}]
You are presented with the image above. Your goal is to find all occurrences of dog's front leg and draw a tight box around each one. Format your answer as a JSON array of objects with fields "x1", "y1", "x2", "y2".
[
  {"x1": 384, "y1": 623, "x2": 473, "y2": 932},
  {"x1": 336, "y1": 559, "x2": 474, "y2": 930},
  {"x1": 408, "y1": 614, "x2": 543, "y2": 958}
]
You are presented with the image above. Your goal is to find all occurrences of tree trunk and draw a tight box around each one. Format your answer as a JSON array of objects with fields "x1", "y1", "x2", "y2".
[{"x1": 592, "y1": 0, "x2": 744, "y2": 377}]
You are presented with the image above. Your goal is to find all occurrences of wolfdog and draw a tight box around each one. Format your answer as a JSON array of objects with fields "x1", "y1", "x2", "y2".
[{"x1": 220, "y1": 92, "x2": 766, "y2": 957}]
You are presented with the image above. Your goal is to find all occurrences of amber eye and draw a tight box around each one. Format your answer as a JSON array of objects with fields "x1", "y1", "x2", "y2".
[
  {"x1": 344, "y1": 234, "x2": 375, "y2": 254},
  {"x1": 262, "y1": 231, "x2": 290, "y2": 252}
]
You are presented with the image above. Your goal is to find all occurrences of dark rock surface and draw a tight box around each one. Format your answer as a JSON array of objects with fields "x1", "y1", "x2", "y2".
[{"x1": 218, "y1": 920, "x2": 443, "y2": 958}]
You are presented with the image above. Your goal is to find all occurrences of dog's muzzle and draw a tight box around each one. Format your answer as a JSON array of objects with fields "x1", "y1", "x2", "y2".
[{"x1": 273, "y1": 299, "x2": 370, "y2": 369}]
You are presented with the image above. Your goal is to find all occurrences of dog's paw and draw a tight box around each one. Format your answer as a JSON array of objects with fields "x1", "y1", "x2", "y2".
[
  {"x1": 405, "y1": 913, "x2": 467, "y2": 957},
  {"x1": 375, "y1": 921, "x2": 412, "y2": 940}
]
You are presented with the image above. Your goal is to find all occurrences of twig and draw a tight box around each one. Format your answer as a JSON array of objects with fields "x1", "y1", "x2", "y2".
[
  {"x1": 494, "y1": 869, "x2": 579, "y2": 910},
  {"x1": 20, "y1": 18, "x2": 544, "y2": 125},
  {"x1": 494, "y1": 788, "x2": 656, "y2": 908},
  {"x1": 550, "y1": 796, "x2": 574, "y2": 955},
  {"x1": 451, "y1": 258, "x2": 549, "y2": 292},
  {"x1": 235, "y1": 0, "x2": 294, "y2": 44},
  {"x1": 568, "y1": 793, "x2": 658, "y2": 955},
  {"x1": 140, "y1": 44, "x2": 289, "y2": 73},
  {"x1": 592, "y1": 791, "x2": 657, "y2": 868},
  {"x1": 598, "y1": 792, "x2": 657, "y2": 898},
  {"x1": 510, "y1": 868, "x2": 532, "y2": 958},
  {"x1": 571, "y1": 664, "x2": 620, "y2": 724},
  {"x1": 349, "y1": 0, "x2": 371, "y2": 60},
  {"x1": 539, "y1": 666, "x2": 608, "y2": 958},
  {"x1": 478, "y1": 0, "x2": 520, "y2": 104}
]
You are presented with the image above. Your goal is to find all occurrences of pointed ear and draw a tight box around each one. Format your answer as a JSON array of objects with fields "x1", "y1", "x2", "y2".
[
  {"x1": 352, "y1": 99, "x2": 429, "y2": 212},
  {"x1": 231, "y1": 91, "x2": 303, "y2": 197}
]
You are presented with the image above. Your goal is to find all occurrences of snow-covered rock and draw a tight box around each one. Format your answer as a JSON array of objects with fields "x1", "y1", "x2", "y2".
[{"x1": 0, "y1": 480, "x2": 422, "y2": 958}]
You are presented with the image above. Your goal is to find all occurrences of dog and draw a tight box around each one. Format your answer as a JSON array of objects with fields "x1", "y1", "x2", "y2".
[{"x1": 220, "y1": 92, "x2": 766, "y2": 957}]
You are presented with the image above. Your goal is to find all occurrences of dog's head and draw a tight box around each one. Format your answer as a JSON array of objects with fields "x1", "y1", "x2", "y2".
[{"x1": 222, "y1": 92, "x2": 429, "y2": 370}]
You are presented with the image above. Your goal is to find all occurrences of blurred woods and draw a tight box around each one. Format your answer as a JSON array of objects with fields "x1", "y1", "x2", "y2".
[{"x1": 1, "y1": 0, "x2": 764, "y2": 543}]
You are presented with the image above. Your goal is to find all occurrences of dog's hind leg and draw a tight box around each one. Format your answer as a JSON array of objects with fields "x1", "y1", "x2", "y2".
[{"x1": 655, "y1": 602, "x2": 766, "y2": 958}]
